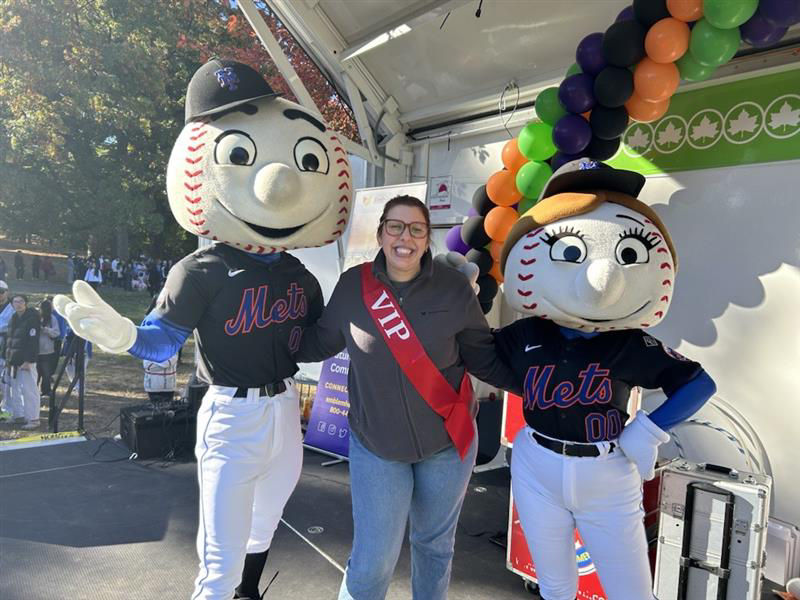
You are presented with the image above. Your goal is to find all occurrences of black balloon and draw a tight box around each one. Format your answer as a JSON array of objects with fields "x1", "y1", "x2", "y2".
[
  {"x1": 477, "y1": 274, "x2": 499, "y2": 303},
  {"x1": 633, "y1": 0, "x2": 670, "y2": 27},
  {"x1": 585, "y1": 136, "x2": 621, "y2": 161},
  {"x1": 461, "y1": 216, "x2": 491, "y2": 249},
  {"x1": 465, "y1": 248, "x2": 493, "y2": 276},
  {"x1": 472, "y1": 185, "x2": 494, "y2": 216},
  {"x1": 479, "y1": 300, "x2": 494, "y2": 315},
  {"x1": 593, "y1": 66, "x2": 634, "y2": 108},
  {"x1": 602, "y1": 20, "x2": 646, "y2": 68},
  {"x1": 590, "y1": 106, "x2": 630, "y2": 140}
]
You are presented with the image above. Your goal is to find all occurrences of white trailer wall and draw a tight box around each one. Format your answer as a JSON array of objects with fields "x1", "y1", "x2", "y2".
[{"x1": 412, "y1": 125, "x2": 800, "y2": 528}]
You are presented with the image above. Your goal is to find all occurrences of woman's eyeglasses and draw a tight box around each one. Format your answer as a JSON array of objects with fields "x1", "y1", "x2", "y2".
[{"x1": 382, "y1": 219, "x2": 429, "y2": 239}]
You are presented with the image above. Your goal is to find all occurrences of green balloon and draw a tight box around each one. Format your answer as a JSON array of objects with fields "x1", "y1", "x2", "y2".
[
  {"x1": 566, "y1": 63, "x2": 582, "y2": 77},
  {"x1": 689, "y1": 18, "x2": 741, "y2": 67},
  {"x1": 518, "y1": 122, "x2": 556, "y2": 161},
  {"x1": 676, "y1": 53, "x2": 716, "y2": 82},
  {"x1": 515, "y1": 161, "x2": 553, "y2": 200},
  {"x1": 535, "y1": 87, "x2": 567, "y2": 127},
  {"x1": 703, "y1": 0, "x2": 758, "y2": 29},
  {"x1": 518, "y1": 196, "x2": 537, "y2": 215}
]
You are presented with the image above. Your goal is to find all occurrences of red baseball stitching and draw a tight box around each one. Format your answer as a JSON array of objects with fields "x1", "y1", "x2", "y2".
[
  {"x1": 654, "y1": 311, "x2": 664, "y2": 318},
  {"x1": 522, "y1": 302, "x2": 537, "y2": 310},
  {"x1": 517, "y1": 289, "x2": 532, "y2": 297},
  {"x1": 517, "y1": 273, "x2": 533, "y2": 281},
  {"x1": 657, "y1": 247, "x2": 668, "y2": 253},
  {"x1": 523, "y1": 242, "x2": 540, "y2": 250},
  {"x1": 526, "y1": 228, "x2": 544, "y2": 239},
  {"x1": 660, "y1": 295, "x2": 669, "y2": 302},
  {"x1": 520, "y1": 258, "x2": 536, "y2": 265},
  {"x1": 181, "y1": 123, "x2": 214, "y2": 238},
  {"x1": 339, "y1": 207, "x2": 348, "y2": 214},
  {"x1": 662, "y1": 280, "x2": 672, "y2": 286}
]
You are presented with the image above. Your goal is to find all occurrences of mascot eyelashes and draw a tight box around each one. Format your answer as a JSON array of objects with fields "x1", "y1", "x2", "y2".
[
  {"x1": 55, "y1": 59, "x2": 352, "y2": 600},
  {"x1": 494, "y1": 159, "x2": 716, "y2": 600}
]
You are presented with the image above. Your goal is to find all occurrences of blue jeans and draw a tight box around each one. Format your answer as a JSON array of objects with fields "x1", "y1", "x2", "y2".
[{"x1": 338, "y1": 430, "x2": 478, "y2": 600}]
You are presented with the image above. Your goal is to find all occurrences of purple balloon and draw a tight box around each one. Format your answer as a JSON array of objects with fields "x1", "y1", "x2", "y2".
[
  {"x1": 445, "y1": 225, "x2": 470, "y2": 255},
  {"x1": 558, "y1": 73, "x2": 596, "y2": 114},
  {"x1": 553, "y1": 114, "x2": 592, "y2": 155},
  {"x1": 467, "y1": 206, "x2": 479, "y2": 217},
  {"x1": 550, "y1": 151, "x2": 583, "y2": 172},
  {"x1": 616, "y1": 5, "x2": 634, "y2": 21},
  {"x1": 759, "y1": 0, "x2": 800, "y2": 27},
  {"x1": 741, "y1": 10, "x2": 788, "y2": 47},
  {"x1": 576, "y1": 32, "x2": 607, "y2": 76}
]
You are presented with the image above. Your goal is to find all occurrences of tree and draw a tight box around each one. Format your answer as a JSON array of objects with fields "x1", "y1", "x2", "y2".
[{"x1": 0, "y1": 0, "x2": 358, "y2": 257}]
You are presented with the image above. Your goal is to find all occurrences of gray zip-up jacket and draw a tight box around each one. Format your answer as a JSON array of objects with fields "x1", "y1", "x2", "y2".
[{"x1": 297, "y1": 250, "x2": 519, "y2": 462}]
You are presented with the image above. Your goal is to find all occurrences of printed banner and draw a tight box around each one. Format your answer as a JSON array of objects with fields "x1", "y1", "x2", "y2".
[
  {"x1": 608, "y1": 68, "x2": 800, "y2": 174},
  {"x1": 428, "y1": 175, "x2": 453, "y2": 211},
  {"x1": 303, "y1": 350, "x2": 351, "y2": 458}
]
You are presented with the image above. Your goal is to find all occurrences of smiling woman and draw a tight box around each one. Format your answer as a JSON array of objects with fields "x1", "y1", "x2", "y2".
[{"x1": 294, "y1": 194, "x2": 519, "y2": 600}]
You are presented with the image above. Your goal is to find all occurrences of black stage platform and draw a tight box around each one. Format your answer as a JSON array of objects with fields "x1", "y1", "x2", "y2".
[
  {"x1": 1, "y1": 439, "x2": 786, "y2": 600},
  {"x1": 0, "y1": 438, "x2": 525, "y2": 600}
]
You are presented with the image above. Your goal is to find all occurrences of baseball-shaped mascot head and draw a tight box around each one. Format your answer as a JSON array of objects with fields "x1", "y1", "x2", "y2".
[
  {"x1": 166, "y1": 58, "x2": 352, "y2": 253},
  {"x1": 501, "y1": 159, "x2": 677, "y2": 332}
]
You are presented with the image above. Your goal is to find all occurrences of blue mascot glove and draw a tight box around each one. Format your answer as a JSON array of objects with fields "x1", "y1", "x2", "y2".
[{"x1": 618, "y1": 410, "x2": 670, "y2": 481}]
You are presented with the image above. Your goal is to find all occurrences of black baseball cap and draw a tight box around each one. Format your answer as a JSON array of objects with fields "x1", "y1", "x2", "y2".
[
  {"x1": 539, "y1": 158, "x2": 645, "y2": 201},
  {"x1": 184, "y1": 58, "x2": 279, "y2": 123}
]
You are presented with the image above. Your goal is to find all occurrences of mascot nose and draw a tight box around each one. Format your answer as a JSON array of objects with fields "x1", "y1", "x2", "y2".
[
  {"x1": 253, "y1": 163, "x2": 301, "y2": 208},
  {"x1": 576, "y1": 259, "x2": 625, "y2": 308}
]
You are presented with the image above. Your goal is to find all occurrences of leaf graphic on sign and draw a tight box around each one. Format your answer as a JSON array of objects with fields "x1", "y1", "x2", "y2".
[
  {"x1": 727, "y1": 109, "x2": 758, "y2": 137},
  {"x1": 691, "y1": 115, "x2": 719, "y2": 141},
  {"x1": 627, "y1": 127, "x2": 650, "y2": 149},
  {"x1": 768, "y1": 101, "x2": 800, "y2": 131},
  {"x1": 657, "y1": 122, "x2": 683, "y2": 147}
]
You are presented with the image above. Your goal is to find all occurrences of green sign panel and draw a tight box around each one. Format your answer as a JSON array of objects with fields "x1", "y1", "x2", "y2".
[{"x1": 608, "y1": 68, "x2": 800, "y2": 174}]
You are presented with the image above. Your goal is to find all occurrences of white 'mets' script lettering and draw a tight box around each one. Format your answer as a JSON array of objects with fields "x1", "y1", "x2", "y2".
[{"x1": 370, "y1": 290, "x2": 411, "y2": 340}]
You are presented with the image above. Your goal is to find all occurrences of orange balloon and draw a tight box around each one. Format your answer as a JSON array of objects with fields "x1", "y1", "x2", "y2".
[
  {"x1": 645, "y1": 18, "x2": 690, "y2": 63},
  {"x1": 634, "y1": 58, "x2": 680, "y2": 102},
  {"x1": 667, "y1": 0, "x2": 703, "y2": 22},
  {"x1": 488, "y1": 239, "x2": 504, "y2": 261},
  {"x1": 484, "y1": 206, "x2": 518, "y2": 242},
  {"x1": 625, "y1": 93, "x2": 670, "y2": 123},
  {"x1": 501, "y1": 139, "x2": 528, "y2": 173},
  {"x1": 489, "y1": 260, "x2": 504, "y2": 283},
  {"x1": 486, "y1": 170, "x2": 522, "y2": 207}
]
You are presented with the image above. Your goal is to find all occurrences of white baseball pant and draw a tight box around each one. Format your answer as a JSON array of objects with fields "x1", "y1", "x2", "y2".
[
  {"x1": 5, "y1": 364, "x2": 40, "y2": 423},
  {"x1": 191, "y1": 380, "x2": 303, "y2": 600},
  {"x1": 511, "y1": 427, "x2": 655, "y2": 600}
]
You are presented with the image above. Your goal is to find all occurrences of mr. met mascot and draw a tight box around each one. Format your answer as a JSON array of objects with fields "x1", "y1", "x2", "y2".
[
  {"x1": 493, "y1": 159, "x2": 716, "y2": 600},
  {"x1": 55, "y1": 59, "x2": 353, "y2": 600}
]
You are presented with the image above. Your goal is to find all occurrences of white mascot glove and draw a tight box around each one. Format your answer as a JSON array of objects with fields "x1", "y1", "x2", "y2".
[
  {"x1": 53, "y1": 280, "x2": 137, "y2": 354},
  {"x1": 618, "y1": 410, "x2": 670, "y2": 481},
  {"x1": 435, "y1": 251, "x2": 480, "y2": 295}
]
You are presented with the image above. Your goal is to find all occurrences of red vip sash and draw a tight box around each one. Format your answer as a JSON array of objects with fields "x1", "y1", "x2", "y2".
[{"x1": 360, "y1": 263, "x2": 474, "y2": 459}]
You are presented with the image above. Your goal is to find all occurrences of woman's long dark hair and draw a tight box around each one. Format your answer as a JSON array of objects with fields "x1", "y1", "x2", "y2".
[{"x1": 40, "y1": 299, "x2": 53, "y2": 326}]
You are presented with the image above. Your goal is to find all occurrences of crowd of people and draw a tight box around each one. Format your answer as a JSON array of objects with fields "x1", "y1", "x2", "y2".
[
  {"x1": 0, "y1": 280, "x2": 72, "y2": 429},
  {"x1": 0, "y1": 251, "x2": 176, "y2": 297},
  {"x1": 68, "y1": 255, "x2": 175, "y2": 295}
]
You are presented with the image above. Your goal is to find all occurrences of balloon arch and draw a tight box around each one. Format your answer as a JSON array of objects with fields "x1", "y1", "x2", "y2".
[{"x1": 444, "y1": 0, "x2": 799, "y2": 311}]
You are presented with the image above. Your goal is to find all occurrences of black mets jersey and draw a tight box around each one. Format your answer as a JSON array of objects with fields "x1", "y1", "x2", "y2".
[
  {"x1": 494, "y1": 317, "x2": 701, "y2": 443},
  {"x1": 153, "y1": 244, "x2": 323, "y2": 388}
]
